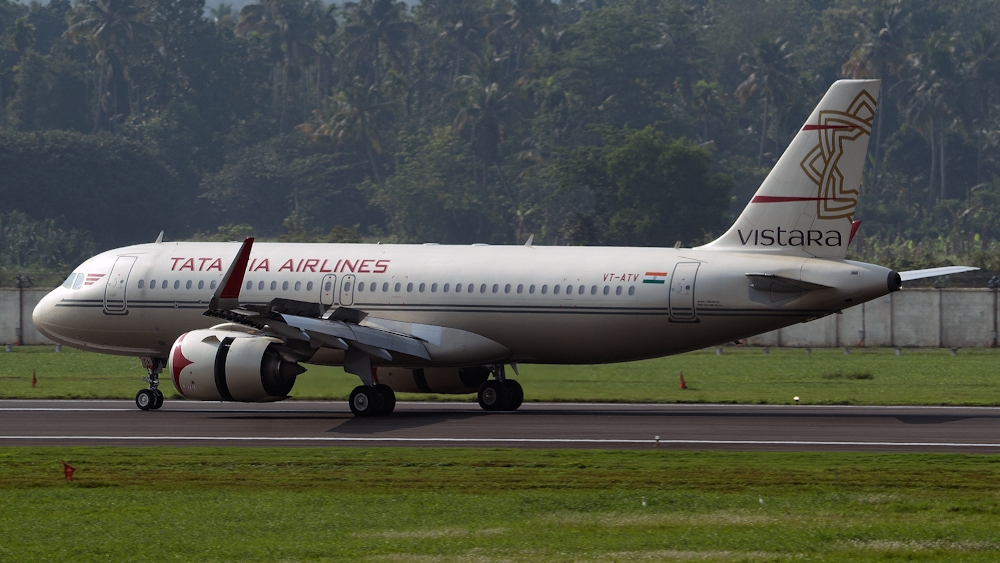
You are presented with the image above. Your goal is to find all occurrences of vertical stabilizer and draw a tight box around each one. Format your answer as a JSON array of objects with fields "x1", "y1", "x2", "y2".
[{"x1": 702, "y1": 79, "x2": 879, "y2": 259}]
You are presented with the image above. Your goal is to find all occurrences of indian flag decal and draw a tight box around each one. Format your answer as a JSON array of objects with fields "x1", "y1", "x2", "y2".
[{"x1": 643, "y1": 272, "x2": 668, "y2": 284}]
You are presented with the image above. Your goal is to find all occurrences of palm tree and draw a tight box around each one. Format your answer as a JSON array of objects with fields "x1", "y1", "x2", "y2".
[
  {"x1": 736, "y1": 36, "x2": 795, "y2": 165},
  {"x1": 304, "y1": 77, "x2": 397, "y2": 187},
  {"x1": 63, "y1": 0, "x2": 160, "y2": 132},
  {"x1": 340, "y1": 0, "x2": 418, "y2": 88},
  {"x1": 965, "y1": 27, "x2": 1000, "y2": 184},
  {"x1": 658, "y1": 2, "x2": 709, "y2": 108},
  {"x1": 486, "y1": 0, "x2": 555, "y2": 72},
  {"x1": 7, "y1": 18, "x2": 35, "y2": 53},
  {"x1": 432, "y1": 4, "x2": 488, "y2": 84},
  {"x1": 900, "y1": 31, "x2": 964, "y2": 204},
  {"x1": 842, "y1": 0, "x2": 907, "y2": 181}
]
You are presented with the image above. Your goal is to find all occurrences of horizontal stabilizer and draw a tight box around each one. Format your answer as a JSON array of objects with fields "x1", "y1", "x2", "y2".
[{"x1": 898, "y1": 266, "x2": 979, "y2": 282}]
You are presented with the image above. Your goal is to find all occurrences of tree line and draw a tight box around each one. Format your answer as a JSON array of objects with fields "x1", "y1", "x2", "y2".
[{"x1": 1, "y1": 0, "x2": 999, "y2": 283}]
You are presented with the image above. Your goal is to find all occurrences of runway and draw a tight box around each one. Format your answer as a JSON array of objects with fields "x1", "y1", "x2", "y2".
[{"x1": 3, "y1": 400, "x2": 1000, "y2": 452}]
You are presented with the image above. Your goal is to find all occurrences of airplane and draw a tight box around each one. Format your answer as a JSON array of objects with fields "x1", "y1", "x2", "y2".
[{"x1": 32, "y1": 79, "x2": 976, "y2": 416}]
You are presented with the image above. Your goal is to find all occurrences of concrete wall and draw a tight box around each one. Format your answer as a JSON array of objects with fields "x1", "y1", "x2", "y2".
[
  {"x1": 0, "y1": 288, "x2": 54, "y2": 345},
  {"x1": 747, "y1": 288, "x2": 1000, "y2": 348}
]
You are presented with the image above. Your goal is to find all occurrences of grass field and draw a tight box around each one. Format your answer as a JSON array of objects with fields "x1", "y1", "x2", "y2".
[
  {"x1": 2, "y1": 447, "x2": 1000, "y2": 561},
  {"x1": 2, "y1": 345, "x2": 1000, "y2": 405}
]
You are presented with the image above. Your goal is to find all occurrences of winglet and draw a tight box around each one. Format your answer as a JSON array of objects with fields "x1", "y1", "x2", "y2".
[{"x1": 209, "y1": 237, "x2": 254, "y2": 311}]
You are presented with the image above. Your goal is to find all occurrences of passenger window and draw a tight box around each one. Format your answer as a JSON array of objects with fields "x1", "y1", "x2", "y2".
[
  {"x1": 394, "y1": 283, "x2": 401, "y2": 292},
  {"x1": 419, "y1": 283, "x2": 425, "y2": 292},
  {"x1": 504, "y1": 284, "x2": 511, "y2": 293},
  {"x1": 616, "y1": 286, "x2": 622, "y2": 295},
  {"x1": 382, "y1": 282, "x2": 389, "y2": 292},
  {"x1": 480, "y1": 284, "x2": 486, "y2": 293},
  {"x1": 370, "y1": 282, "x2": 376, "y2": 291},
  {"x1": 529, "y1": 285, "x2": 535, "y2": 294},
  {"x1": 162, "y1": 280, "x2": 169, "y2": 289},
  {"x1": 407, "y1": 283, "x2": 413, "y2": 292},
  {"x1": 431, "y1": 283, "x2": 438, "y2": 292},
  {"x1": 580, "y1": 285, "x2": 586, "y2": 294},
  {"x1": 282, "y1": 281, "x2": 289, "y2": 291},
  {"x1": 270, "y1": 281, "x2": 276, "y2": 291},
  {"x1": 186, "y1": 280, "x2": 192, "y2": 290},
  {"x1": 541, "y1": 285, "x2": 548, "y2": 294},
  {"x1": 493, "y1": 284, "x2": 499, "y2": 293},
  {"x1": 138, "y1": 279, "x2": 144, "y2": 289},
  {"x1": 443, "y1": 283, "x2": 449, "y2": 292},
  {"x1": 629, "y1": 286, "x2": 635, "y2": 296},
  {"x1": 517, "y1": 284, "x2": 523, "y2": 294},
  {"x1": 198, "y1": 280, "x2": 205, "y2": 290},
  {"x1": 553, "y1": 285, "x2": 560, "y2": 295},
  {"x1": 468, "y1": 284, "x2": 474, "y2": 293},
  {"x1": 306, "y1": 281, "x2": 314, "y2": 291},
  {"x1": 357, "y1": 282, "x2": 364, "y2": 292},
  {"x1": 345, "y1": 282, "x2": 352, "y2": 291},
  {"x1": 211, "y1": 281, "x2": 217, "y2": 290},
  {"x1": 456, "y1": 284, "x2": 462, "y2": 293},
  {"x1": 325, "y1": 282, "x2": 332, "y2": 291},
  {"x1": 150, "y1": 279, "x2": 157, "y2": 290},
  {"x1": 603, "y1": 285, "x2": 610, "y2": 295},
  {"x1": 258, "y1": 281, "x2": 264, "y2": 290},
  {"x1": 591, "y1": 285, "x2": 597, "y2": 295},
  {"x1": 174, "y1": 280, "x2": 180, "y2": 290},
  {"x1": 294, "y1": 281, "x2": 301, "y2": 291}
]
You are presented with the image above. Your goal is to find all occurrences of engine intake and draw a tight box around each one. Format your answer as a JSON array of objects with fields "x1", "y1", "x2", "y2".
[{"x1": 169, "y1": 329, "x2": 306, "y2": 402}]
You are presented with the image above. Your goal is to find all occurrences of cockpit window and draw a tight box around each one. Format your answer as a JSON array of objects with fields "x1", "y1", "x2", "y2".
[
  {"x1": 72, "y1": 273, "x2": 84, "y2": 289},
  {"x1": 62, "y1": 273, "x2": 76, "y2": 288}
]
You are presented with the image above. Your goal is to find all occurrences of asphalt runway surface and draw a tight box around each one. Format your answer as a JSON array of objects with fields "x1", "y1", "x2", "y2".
[{"x1": 3, "y1": 400, "x2": 1000, "y2": 452}]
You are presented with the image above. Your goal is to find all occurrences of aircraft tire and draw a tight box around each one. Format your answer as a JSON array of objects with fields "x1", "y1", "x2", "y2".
[
  {"x1": 374, "y1": 384, "x2": 396, "y2": 415},
  {"x1": 349, "y1": 385, "x2": 383, "y2": 417},
  {"x1": 478, "y1": 381, "x2": 510, "y2": 411},
  {"x1": 503, "y1": 380, "x2": 523, "y2": 411},
  {"x1": 135, "y1": 389, "x2": 155, "y2": 411},
  {"x1": 152, "y1": 389, "x2": 164, "y2": 410}
]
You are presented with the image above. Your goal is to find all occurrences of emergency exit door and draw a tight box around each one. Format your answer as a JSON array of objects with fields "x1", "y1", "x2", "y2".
[
  {"x1": 104, "y1": 256, "x2": 136, "y2": 314},
  {"x1": 320, "y1": 274, "x2": 338, "y2": 306}
]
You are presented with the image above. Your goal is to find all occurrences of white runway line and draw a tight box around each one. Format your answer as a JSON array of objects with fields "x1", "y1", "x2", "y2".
[{"x1": 2, "y1": 436, "x2": 1000, "y2": 447}]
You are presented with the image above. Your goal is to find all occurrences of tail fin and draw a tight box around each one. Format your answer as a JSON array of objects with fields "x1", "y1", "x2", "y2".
[{"x1": 703, "y1": 79, "x2": 880, "y2": 259}]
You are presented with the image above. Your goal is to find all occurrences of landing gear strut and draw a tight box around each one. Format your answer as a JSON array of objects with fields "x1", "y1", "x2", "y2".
[
  {"x1": 478, "y1": 365, "x2": 523, "y2": 412},
  {"x1": 137, "y1": 357, "x2": 166, "y2": 411}
]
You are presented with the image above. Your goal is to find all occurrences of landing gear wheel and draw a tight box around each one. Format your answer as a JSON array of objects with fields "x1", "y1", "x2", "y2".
[
  {"x1": 152, "y1": 389, "x2": 164, "y2": 410},
  {"x1": 349, "y1": 385, "x2": 384, "y2": 417},
  {"x1": 502, "y1": 380, "x2": 523, "y2": 411},
  {"x1": 136, "y1": 389, "x2": 155, "y2": 411},
  {"x1": 374, "y1": 384, "x2": 396, "y2": 415},
  {"x1": 478, "y1": 380, "x2": 510, "y2": 411}
]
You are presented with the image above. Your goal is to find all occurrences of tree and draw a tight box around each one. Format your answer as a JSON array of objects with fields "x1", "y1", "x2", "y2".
[
  {"x1": 736, "y1": 35, "x2": 796, "y2": 165},
  {"x1": 965, "y1": 27, "x2": 1000, "y2": 185},
  {"x1": 842, "y1": 0, "x2": 908, "y2": 180},
  {"x1": 340, "y1": 0, "x2": 417, "y2": 88},
  {"x1": 486, "y1": 0, "x2": 555, "y2": 72},
  {"x1": 658, "y1": 1, "x2": 709, "y2": 108}
]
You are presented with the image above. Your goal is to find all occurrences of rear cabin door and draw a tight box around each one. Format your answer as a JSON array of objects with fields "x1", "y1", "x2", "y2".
[
  {"x1": 668, "y1": 262, "x2": 700, "y2": 321},
  {"x1": 104, "y1": 256, "x2": 137, "y2": 314},
  {"x1": 320, "y1": 274, "x2": 338, "y2": 306}
]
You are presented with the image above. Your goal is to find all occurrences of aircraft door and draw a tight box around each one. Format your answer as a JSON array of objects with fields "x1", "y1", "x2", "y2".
[
  {"x1": 668, "y1": 262, "x2": 699, "y2": 321},
  {"x1": 104, "y1": 256, "x2": 137, "y2": 314},
  {"x1": 340, "y1": 274, "x2": 356, "y2": 306},
  {"x1": 320, "y1": 274, "x2": 338, "y2": 306}
]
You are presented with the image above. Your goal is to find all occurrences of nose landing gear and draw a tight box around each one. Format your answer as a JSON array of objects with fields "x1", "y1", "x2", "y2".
[{"x1": 136, "y1": 357, "x2": 166, "y2": 411}]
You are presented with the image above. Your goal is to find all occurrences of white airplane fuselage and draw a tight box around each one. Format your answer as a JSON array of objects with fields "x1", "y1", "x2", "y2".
[{"x1": 33, "y1": 241, "x2": 897, "y2": 367}]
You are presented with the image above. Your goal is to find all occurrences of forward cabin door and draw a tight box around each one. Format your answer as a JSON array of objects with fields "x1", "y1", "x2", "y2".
[
  {"x1": 104, "y1": 256, "x2": 137, "y2": 314},
  {"x1": 320, "y1": 274, "x2": 338, "y2": 306},
  {"x1": 668, "y1": 262, "x2": 700, "y2": 321},
  {"x1": 340, "y1": 274, "x2": 356, "y2": 306}
]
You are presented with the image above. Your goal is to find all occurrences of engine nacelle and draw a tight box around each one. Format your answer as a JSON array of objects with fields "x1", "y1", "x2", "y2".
[
  {"x1": 376, "y1": 366, "x2": 490, "y2": 394},
  {"x1": 168, "y1": 329, "x2": 306, "y2": 402}
]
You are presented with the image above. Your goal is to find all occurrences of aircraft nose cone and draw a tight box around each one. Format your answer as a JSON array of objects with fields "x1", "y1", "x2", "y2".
[{"x1": 32, "y1": 289, "x2": 60, "y2": 340}]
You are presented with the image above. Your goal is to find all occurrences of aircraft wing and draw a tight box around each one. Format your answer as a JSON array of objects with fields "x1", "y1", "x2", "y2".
[{"x1": 898, "y1": 266, "x2": 979, "y2": 282}]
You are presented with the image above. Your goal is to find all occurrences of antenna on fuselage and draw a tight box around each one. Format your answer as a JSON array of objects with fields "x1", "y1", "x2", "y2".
[
  {"x1": 524, "y1": 234, "x2": 534, "y2": 247},
  {"x1": 154, "y1": 231, "x2": 164, "y2": 244}
]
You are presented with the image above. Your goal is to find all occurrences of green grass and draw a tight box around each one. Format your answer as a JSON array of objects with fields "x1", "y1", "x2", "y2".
[
  {"x1": 2, "y1": 447, "x2": 1000, "y2": 561},
  {"x1": 3, "y1": 345, "x2": 1000, "y2": 405}
]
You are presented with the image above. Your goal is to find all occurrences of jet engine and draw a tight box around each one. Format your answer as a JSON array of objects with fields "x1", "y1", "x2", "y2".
[
  {"x1": 168, "y1": 329, "x2": 306, "y2": 402},
  {"x1": 375, "y1": 366, "x2": 490, "y2": 394}
]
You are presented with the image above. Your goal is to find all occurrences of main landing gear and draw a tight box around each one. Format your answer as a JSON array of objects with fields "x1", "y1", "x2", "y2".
[
  {"x1": 349, "y1": 383, "x2": 396, "y2": 417},
  {"x1": 478, "y1": 365, "x2": 523, "y2": 412},
  {"x1": 136, "y1": 357, "x2": 166, "y2": 411}
]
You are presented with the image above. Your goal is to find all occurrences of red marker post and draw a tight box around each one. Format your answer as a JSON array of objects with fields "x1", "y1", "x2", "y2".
[{"x1": 62, "y1": 462, "x2": 75, "y2": 481}]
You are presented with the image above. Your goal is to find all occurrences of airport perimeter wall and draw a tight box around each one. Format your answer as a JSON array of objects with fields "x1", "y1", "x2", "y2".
[{"x1": 2, "y1": 287, "x2": 998, "y2": 348}]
